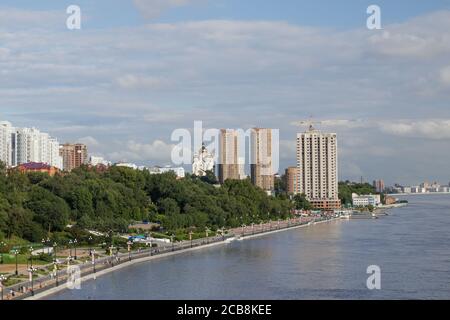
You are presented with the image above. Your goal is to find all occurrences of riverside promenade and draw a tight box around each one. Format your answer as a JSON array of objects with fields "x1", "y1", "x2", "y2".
[{"x1": 2, "y1": 215, "x2": 337, "y2": 300}]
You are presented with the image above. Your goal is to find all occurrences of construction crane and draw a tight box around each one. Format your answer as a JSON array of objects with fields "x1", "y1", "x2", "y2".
[{"x1": 290, "y1": 119, "x2": 322, "y2": 131}]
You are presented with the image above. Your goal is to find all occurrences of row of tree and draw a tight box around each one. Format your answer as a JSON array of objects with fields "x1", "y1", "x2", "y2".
[{"x1": 0, "y1": 163, "x2": 310, "y2": 243}]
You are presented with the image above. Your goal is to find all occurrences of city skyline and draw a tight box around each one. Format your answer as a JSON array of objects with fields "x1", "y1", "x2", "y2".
[
  {"x1": 1, "y1": 1, "x2": 450, "y2": 185},
  {"x1": 2, "y1": 117, "x2": 450, "y2": 187}
]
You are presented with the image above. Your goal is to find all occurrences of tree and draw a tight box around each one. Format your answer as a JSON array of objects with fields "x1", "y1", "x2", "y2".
[
  {"x1": 200, "y1": 171, "x2": 218, "y2": 185},
  {"x1": 25, "y1": 186, "x2": 70, "y2": 232},
  {"x1": 338, "y1": 182, "x2": 377, "y2": 205},
  {"x1": 274, "y1": 174, "x2": 286, "y2": 195},
  {"x1": 69, "y1": 187, "x2": 94, "y2": 220},
  {"x1": 293, "y1": 194, "x2": 312, "y2": 210}
]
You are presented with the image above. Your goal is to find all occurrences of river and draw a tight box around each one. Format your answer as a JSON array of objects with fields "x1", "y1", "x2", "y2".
[{"x1": 47, "y1": 194, "x2": 450, "y2": 300}]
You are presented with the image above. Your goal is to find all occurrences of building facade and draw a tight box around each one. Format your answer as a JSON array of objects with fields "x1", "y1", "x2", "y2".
[
  {"x1": 0, "y1": 121, "x2": 16, "y2": 167},
  {"x1": 0, "y1": 124, "x2": 62, "y2": 169},
  {"x1": 148, "y1": 166, "x2": 185, "y2": 179},
  {"x1": 60, "y1": 143, "x2": 88, "y2": 171},
  {"x1": 192, "y1": 144, "x2": 215, "y2": 177},
  {"x1": 16, "y1": 162, "x2": 59, "y2": 176},
  {"x1": 218, "y1": 129, "x2": 241, "y2": 184},
  {"x1": 373, "y1": 179, "x2": 385, "y2": 193},
  {"x1": 352, "y1": 193, "x2": 381, "y2": 207},
  {"x1": 89, "y1": 156, "x2": 111, "y2": 167},
  {"x1": 296, "y1": 127, "x2": 340, "y2": 209},
  {"x1": 250, "y1": 128, "x2": 274, "y2": 191},
  {"x1": 285, "y1": 167, "x2": 300, "y2": 195}
]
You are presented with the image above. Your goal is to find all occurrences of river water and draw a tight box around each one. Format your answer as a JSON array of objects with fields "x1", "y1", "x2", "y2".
[{"x1": 47, "y1": 194, "x2": 450, "y2": 300}]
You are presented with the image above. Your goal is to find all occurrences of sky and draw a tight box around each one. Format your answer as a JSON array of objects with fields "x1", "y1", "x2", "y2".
[{"x1": 1, "y1": 0, "x2": 450, "y2": 185}]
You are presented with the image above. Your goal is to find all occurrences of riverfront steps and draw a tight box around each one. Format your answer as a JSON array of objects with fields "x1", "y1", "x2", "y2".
[{"x1": 3, "y1": 216, "x2": 336, "y2": 300}]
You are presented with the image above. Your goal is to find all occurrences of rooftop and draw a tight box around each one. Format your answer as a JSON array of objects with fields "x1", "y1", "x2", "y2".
[{"x1": 19, "y1": 162, "x2": 53, "y2": 170}]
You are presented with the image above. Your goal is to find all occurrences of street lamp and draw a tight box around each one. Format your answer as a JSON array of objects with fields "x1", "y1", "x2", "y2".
[
  {"x1": 53, "y1": 242, "x2": 57, "y2": 258},
  {"x1": 53, "y1": 259, "x2": 59, "y2": 287},
  {"x1": 0, "y1": 274, "x2": 6, "y2": 300},
  {"x1": 28, "y1": 266, "x2": 37, "y2": 296},
  {"x1": 73, "y1": 239, "x2": 78, "y2": 260},
  {"x1": 109, "y1": 245, "x2": 114, "y2": 266},
  {"x1": 88, "y1": 236, "x2": 93, "y2": 256},
  {"x1": 188, "y1": 231, "x2": 193, "y2": 248},
  {"x1": 170, "y1": 234, "x2": 175, "y2": 252},
  {"x1": 68, "y1": 240, "x2": 73, "y2": 258},
  {"x1": 13, "y1": 249, "x2": 19, "y2": 276},
  {"x1": 127, "y1": 241, "x2": 132, "y2": 261},
  {"x1": 205, "y1": 227, "x2": 210, "y2": 244},
  {"x1": 91, "y1": 249, "x2": 96, "y2": 273},
  {"x1": 29, "y1": 246, "x2": 34, "y2": 268}
]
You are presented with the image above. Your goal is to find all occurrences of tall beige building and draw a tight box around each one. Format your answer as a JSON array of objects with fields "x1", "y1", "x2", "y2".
[
  {"x1": 60, "y1": 143, "x2": 88, "y2": 171},
  {"x1": 218, "y1": 129, "x2": 241, "y2": 184},
  {"x1": 251, "y1": 128, "x2": 274, "y2": 191},
  {"x1": 285, "y1": 167, "x2": 300, "y2": 194},
  {"x1": 296, "y1": 127, "x2": 340, "y2": 209}
]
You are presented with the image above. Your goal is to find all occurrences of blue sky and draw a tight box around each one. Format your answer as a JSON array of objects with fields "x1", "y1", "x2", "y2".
[
  {"x1": 3, "y1": 0, "x2": 450, "y2": 28},
  {"x1": 1, "y1": 1, "x2": 450, "y2": 185}
]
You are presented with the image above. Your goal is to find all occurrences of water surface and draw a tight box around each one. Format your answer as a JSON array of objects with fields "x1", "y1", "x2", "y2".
[{"x1": 48, "y1": 194, "x2": 450, "y2": 300}]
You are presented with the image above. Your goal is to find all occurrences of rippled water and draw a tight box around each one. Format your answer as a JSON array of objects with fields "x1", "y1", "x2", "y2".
[{"x1": 48, "y1": 194, "x2": 450, "y2": 300}]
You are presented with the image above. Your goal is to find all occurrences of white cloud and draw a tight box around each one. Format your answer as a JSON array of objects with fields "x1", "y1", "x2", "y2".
[
  {"x1": 440, "y1": 66, "x2": 450, "y2": 86},
  {"x1": 78, "y1": 136, "x2": 100, "y2": 147},
  {"x1": 116, "y1": 74, "x2": 169, "y2": 90},
  {"x1": 367, "y1": 11, "x2": 450, "y2": 58},
  {"x1": 1, "y1": 7, "x2": 450, "y2": 184},
  {"x1": 321, "y1": 119, "x2": 450, "y2": 140},
  {"x1": 379, "y1": 120, "x2": 450, "y2": 140},
  {"x1": 0, "y1": 7, "x2": 61, "y2": 29},
  {"x1": 108, "y1": 139, "x2": 175, "y2": 164}
]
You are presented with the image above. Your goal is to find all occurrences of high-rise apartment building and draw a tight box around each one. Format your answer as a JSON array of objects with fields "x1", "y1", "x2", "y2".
[
  {"x1": 1, "y1": 121, "x2": 63, "y2": 169},
  {"x1": 373, "y1": 179, "x2": 385, "y2": 193},
  {"x1": 250, "y1": 128, "x2": 274, "y2": 191},
  {"x1": 218, "y1": 129, "x2": 242, "y2": 184},
  {"x1": 285, "y1": 167, "x2": 300, "y2": 194},
  {"x1": 60, "y1": 143, "x2": 88, "y2": 171},
  {"x1": 16, "y1": 127, "x2": 41, "y2": 164},
  {"x1": 296, "y1": 127, "x2": 340, "y2": 209},
  {"x1": 15, "y1": 127, "x2": 62, "y2": 169},
  {"x1": 0, "y1": 121, "x2": 16, "y2": 167}
]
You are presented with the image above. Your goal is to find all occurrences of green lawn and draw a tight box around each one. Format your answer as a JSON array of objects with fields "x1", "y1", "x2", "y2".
[{"x1": 0, "y1": 254, "x2": 49, "y2": 265}]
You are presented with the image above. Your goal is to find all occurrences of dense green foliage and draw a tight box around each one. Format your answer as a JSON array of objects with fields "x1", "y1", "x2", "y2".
[
  {"x1": 293, "y1": 193, "x2": 312, "y2": 210},
  {"x1": 338, "y1": 181, "x2": 377, "y2": 205},
  {"x1": 0, "y1": 163, "x2": 293, "y2": 243}
]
